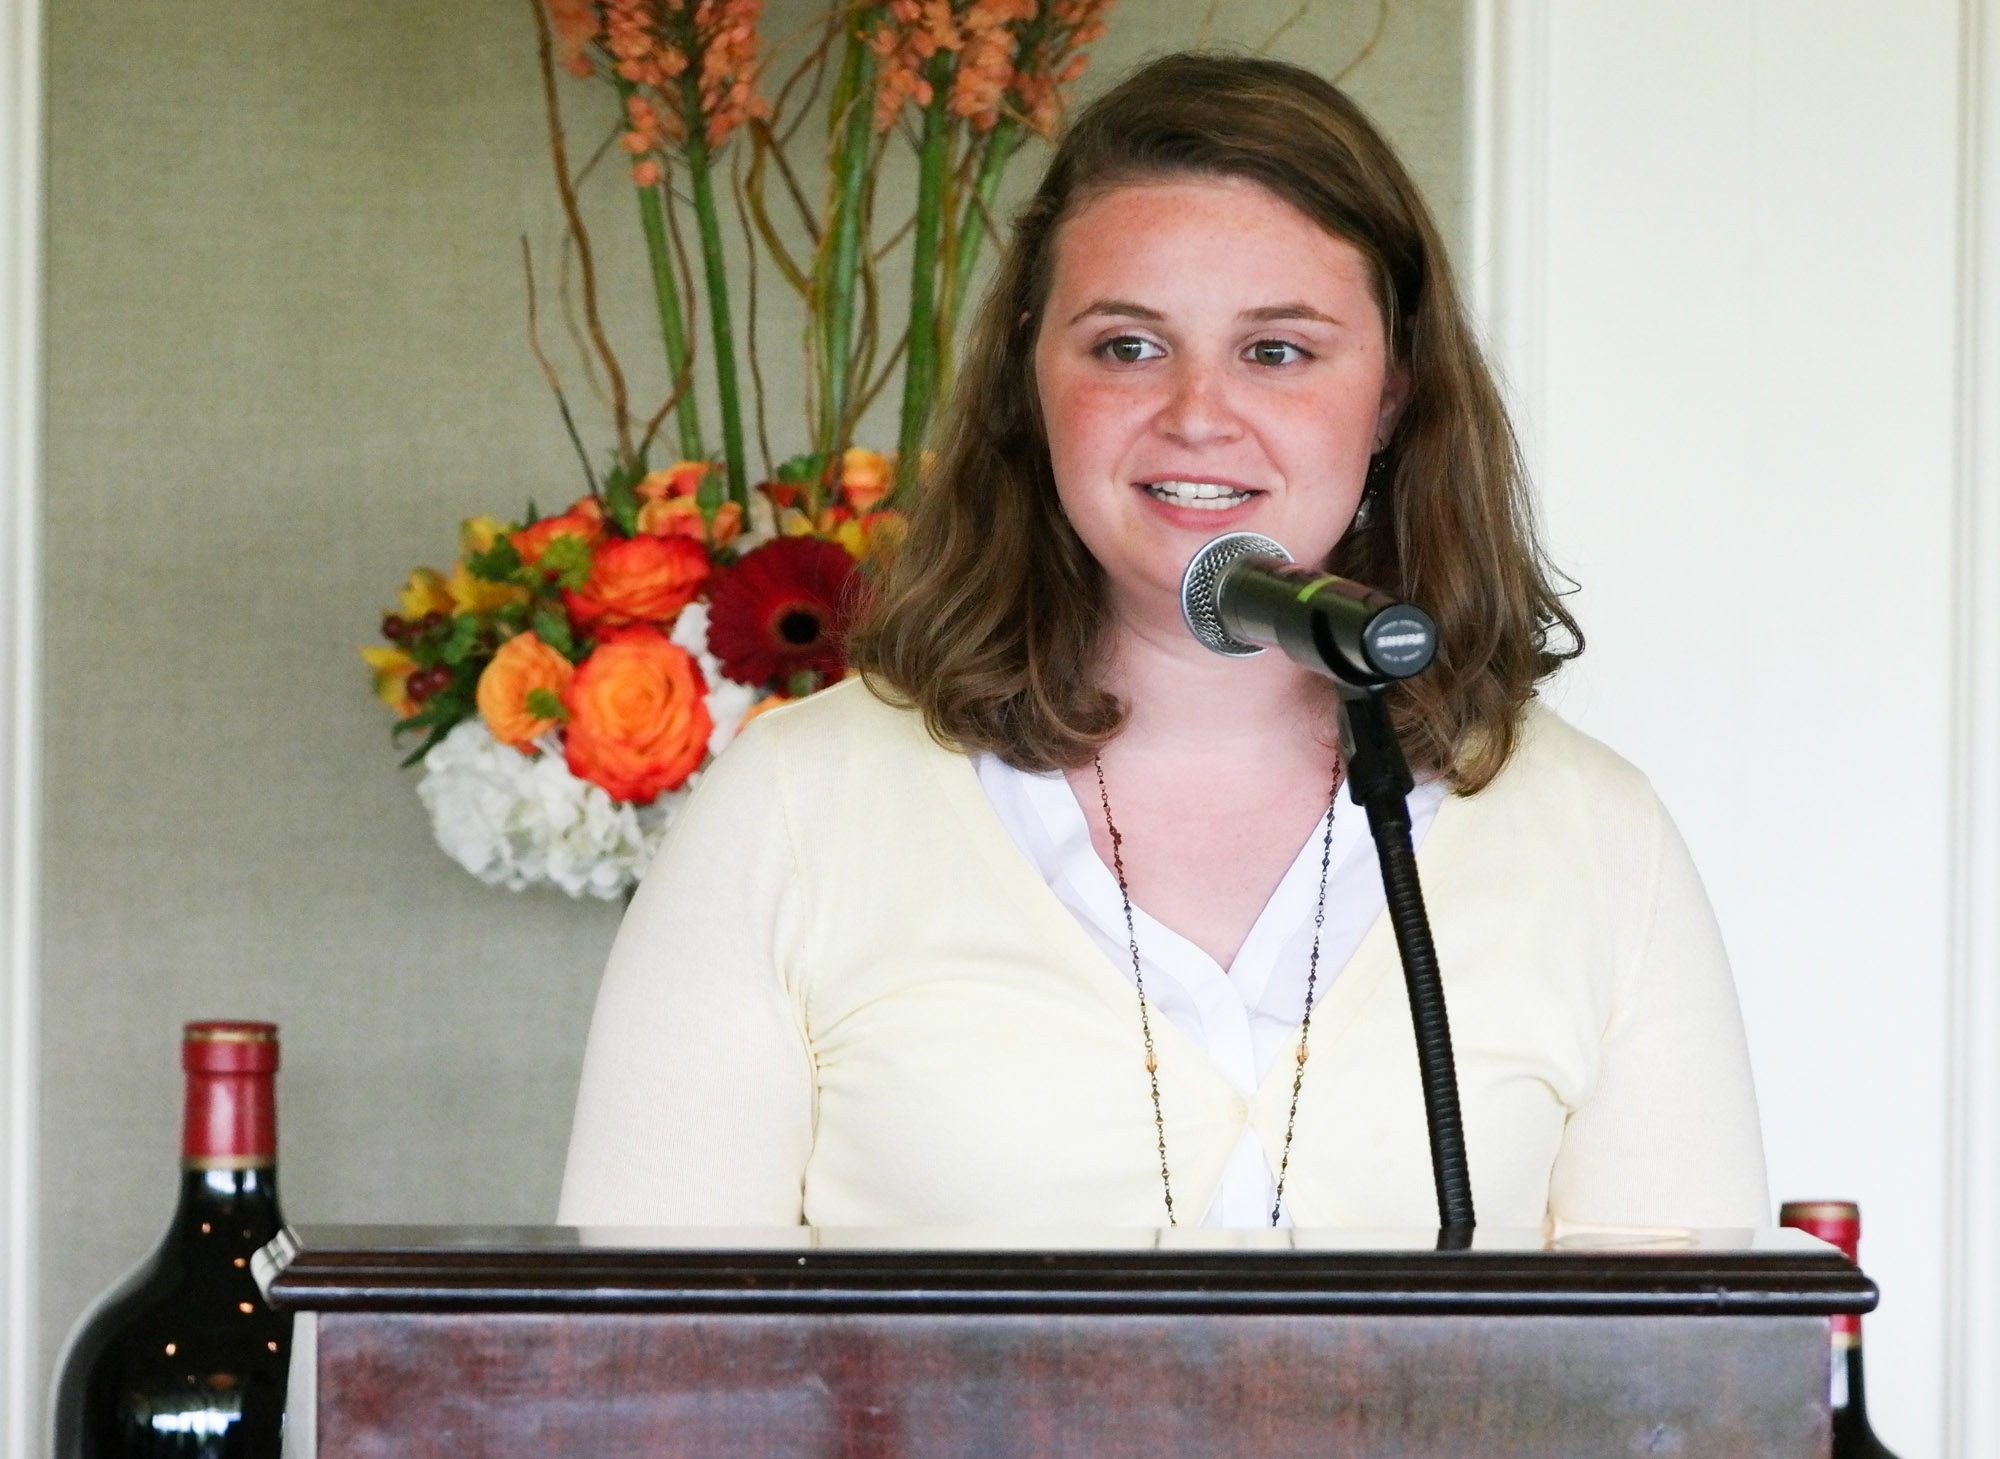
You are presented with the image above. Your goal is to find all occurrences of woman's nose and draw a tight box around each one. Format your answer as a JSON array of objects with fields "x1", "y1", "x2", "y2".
[{"x1": 1153, "y1": 355, "x2": 1244, "y2": 445}]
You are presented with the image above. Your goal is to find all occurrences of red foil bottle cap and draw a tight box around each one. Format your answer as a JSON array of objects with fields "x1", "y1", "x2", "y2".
[
  {"x1": 181, "y1": 1022, "x2": 279, "y2": 1169},
  {"x1": 1779, "y1": 1200, "x2": 1862, "y2": 1341}
]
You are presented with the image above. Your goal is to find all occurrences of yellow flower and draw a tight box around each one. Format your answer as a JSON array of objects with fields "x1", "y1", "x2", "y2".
[
  {"x1": 830, "y1": 517, "x2": 869, "y2": 559},
  {"x1": 448, "y1": 560, "x2": 528, "y2": 615},
  {"x1": 397, "y1": 568, "x2": 454, "y2": 620},
  {"x1": 360, "y1": 646, "x2": 418, "y2": 717},
  {"x1": 460, "y1": 515, "x2": 507, "y2": 557}
]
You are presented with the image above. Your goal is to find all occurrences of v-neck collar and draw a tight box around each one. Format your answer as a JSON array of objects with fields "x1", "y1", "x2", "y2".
[
  {"x1": 1005, "y1": 761, "x2": 1370, "y2": 992},
  {"x1": 917, "y1": 714, "x2": 1451, "y2": 1100}
]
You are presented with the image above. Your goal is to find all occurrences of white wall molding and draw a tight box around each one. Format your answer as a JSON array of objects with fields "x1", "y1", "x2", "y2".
[
  {"x1": 1464, "y1": 0, "x2": 1549, "y2": 480},
  {"x1": 0, "y1": 0, "x2": 41, "y2": 1449},
  {"x1": 1471, "y1": 3, "x2": 1978, "y2": 1450},
  {"x1": 1948, "y1": 1, "x2": 2000, "y2": 1453}
]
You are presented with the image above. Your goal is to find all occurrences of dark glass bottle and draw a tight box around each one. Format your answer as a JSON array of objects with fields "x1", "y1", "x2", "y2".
[
  {"x1": 1779, "y1": 1199, "x2": 1900, "y2": 1459},
  {"x1": 54, "y1": 1022, "x2": 291, "y2": 1458}
]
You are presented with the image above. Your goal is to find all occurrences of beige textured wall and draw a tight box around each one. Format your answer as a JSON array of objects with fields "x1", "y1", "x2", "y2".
[{"x1": 36, "y1": 0, "x2": 1462, "y2": 1394}]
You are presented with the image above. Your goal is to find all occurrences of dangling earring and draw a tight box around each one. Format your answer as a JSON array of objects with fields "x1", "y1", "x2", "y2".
[{"x1": 1355, "y1": 450, "x2": 1392, "y2": 529}]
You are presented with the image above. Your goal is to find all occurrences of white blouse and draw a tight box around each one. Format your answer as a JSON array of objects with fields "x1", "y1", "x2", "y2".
[{"x1": 974, "y1": 754, "x2": 1445, "y2": 1226}]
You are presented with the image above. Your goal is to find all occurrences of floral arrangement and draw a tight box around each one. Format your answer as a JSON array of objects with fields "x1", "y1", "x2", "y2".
[
  {"x1": 365, "y1": 0, "x2": 1113, "y2": 897},
  {"x1": 364, "y1": 452, "x2": 899, "y2": 897}
]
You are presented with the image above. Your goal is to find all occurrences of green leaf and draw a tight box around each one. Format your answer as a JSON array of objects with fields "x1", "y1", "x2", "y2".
[
  {"x1": 391, "y1": 692, "x2": 470, "y2": 756},
  {"x1": 524, "y1": 687, "x2": 567, "y2": 722},
  {"x1": 601, "y1": 455, "x2": 645, "y2": 537},
  {"x1": 466, "y1": 537, "x2": 523, "y2": 582},
  {"x1": 775, "y1": 451, "x2": 828, "y2": 484},
  {"x1": 439, "y1": 614, "x2": 482, "y2": 665},
  {"x1": 531, "y1": 604, "x2": 576, "y2": 657},
  {"x1": 536, "y1": 534, "x2": 593, "y2": 592},
  {"x1": 772, "y1": 451, "x2": 829, "y2": 514}
]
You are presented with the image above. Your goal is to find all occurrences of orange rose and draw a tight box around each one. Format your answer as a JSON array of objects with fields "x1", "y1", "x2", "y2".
[
  {"x1": 511, "y1": 496, "x2": 605, "y2": 565},
  {"x1": 476, "y1": 631, "x2": 575, "y2": 749},
  {"x1": 562, "y1": 626, "x2": 712, "y2": 802},
  {"x1": 565, "y1": 533, "x2": 710, "y2": 627},
  {"x1": 637, "y1": 461, "x2": 716, "y2": 501},
  {"x1": 839, "y1": 447, "x2": 893, "y2": 513},
  {"x1": 637, "y1": 494, "x2": 744, "y2": 548}
]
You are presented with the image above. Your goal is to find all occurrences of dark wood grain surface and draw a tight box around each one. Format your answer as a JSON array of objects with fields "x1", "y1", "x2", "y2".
[
  {"x1": 309, "y1": 1309, "x2": 1832, "y2": 1459},
  {"x1": 258, "y1": 1224, "x2": 1877, "y2": 1318}
]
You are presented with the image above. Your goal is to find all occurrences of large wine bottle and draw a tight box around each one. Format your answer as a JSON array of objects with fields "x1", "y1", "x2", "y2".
[
  {"x1": 1779, "y1": 1199, "x2": 1900, "y2": 1459},
  {"x1": 53, "y1": 1022, "x2": 291, "y2": 1458}
]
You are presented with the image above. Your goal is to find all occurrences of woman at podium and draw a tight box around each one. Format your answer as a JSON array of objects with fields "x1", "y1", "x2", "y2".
[{"x1": 558, "y1": 53, "x2": 1769, "y2": 1232}]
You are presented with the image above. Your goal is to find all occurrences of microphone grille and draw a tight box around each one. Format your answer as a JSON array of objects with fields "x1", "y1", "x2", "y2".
[{"x1": 1180, "y1": 531, "x2": 1291, "y2": 656}]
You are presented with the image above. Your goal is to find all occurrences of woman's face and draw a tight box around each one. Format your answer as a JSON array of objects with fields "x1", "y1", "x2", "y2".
[{"x1": 1033, "y1": 176, "x2": 1409, "y2": 637}]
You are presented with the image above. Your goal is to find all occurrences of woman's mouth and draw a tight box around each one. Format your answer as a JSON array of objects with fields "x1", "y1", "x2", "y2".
[{"x1": 1141, "y1": 479, "x2": 1256, "y2": 510}]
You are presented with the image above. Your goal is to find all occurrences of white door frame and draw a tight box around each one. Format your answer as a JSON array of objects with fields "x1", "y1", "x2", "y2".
[
  {"x1": 0, "y1": 0, "x2": 41, "y2": 1445},
  {"x1": 1947, "y1": 2, "x2": 2000, "y2": 1450}
]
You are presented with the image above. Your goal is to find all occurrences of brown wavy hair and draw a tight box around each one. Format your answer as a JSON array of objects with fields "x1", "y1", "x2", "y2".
[{"x1": 848, "y1": 52, "x2": 1580, "y2": 792}]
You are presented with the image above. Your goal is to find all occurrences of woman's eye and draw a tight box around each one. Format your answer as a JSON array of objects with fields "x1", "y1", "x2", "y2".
[
  {"x1": 1248, "y1": 339, "x2": 1307, "y2": 366},
  {"x1": 1098, "y1": 336, "x2": 1162, "y2": 364}
]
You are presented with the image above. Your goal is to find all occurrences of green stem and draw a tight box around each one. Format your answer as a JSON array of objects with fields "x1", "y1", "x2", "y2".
[
  {"x1": 944, "y1": 120, "x2": 1021, "y2": 366},
  {"x1": 619, "y1": 80, "x2": 703, "y2": 463},
  {"x1": 638, "y1": 183, "x2": 704, "y2": 462},
  {"x1": 895, "y1": 56, "x2": 954, "y2": 499},
  {"x1": 819, "y1": 21, "x2": 878, "y2": 456},
  {"x1": 686, "y1": 129, "x2": 749, "y2": 512}
]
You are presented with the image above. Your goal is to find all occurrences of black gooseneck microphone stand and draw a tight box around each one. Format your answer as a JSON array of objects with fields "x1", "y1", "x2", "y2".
[
  {"x1": 1182, "y1": 531, "x2": 1475, "y2": 1242},
  {"x1": 1336, "y1": 689, "x2": 1475, "y2": 1245}
]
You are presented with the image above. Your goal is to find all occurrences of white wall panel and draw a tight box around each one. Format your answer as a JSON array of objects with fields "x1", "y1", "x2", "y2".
[{"x1": 1473, "y1": 2, "x2": 1979, "y2": 1452}]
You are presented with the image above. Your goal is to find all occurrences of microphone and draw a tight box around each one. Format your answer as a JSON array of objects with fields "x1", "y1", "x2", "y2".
[
  {"x1": 1180, "y1": 529, "x2": 1474, "y2": 1236},
  {"x1": 1179, "y1": 531, "x2": 1438, "y2": 690}
]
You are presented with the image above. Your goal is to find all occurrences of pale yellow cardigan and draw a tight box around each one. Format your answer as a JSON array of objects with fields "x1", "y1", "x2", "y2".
[{"x1": 559, "y1": 678, "x2": 1769, "y2": 1229}]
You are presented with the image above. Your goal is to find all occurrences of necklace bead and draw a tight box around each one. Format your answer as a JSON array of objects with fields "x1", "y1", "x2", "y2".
[{"x1": 1091, "y1": 754, "x2": 1342, "y2": 1227}]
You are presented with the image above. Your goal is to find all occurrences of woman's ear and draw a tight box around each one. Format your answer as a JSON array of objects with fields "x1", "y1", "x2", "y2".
[{"x1": 1374, "y1": 359, "x2": 1414, "y2": 451}]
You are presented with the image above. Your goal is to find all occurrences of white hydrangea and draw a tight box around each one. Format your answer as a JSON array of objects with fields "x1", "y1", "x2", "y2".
[{"x1": 414, "y1": 606, "x2": 764, "y2": 900}]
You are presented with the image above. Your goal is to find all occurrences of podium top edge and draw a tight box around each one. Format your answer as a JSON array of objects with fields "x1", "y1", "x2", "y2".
[{"x1": 256, "y1": 1224, "x2": 1878, "y2": 1318}]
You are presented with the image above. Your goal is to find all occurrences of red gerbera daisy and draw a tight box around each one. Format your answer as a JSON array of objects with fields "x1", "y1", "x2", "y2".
[{"x1": 706, "y1": 535, "x2": 861, "y2": 689}]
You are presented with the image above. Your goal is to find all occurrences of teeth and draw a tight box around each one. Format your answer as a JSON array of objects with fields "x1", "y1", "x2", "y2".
[{"x1": 1145, "y1": 480, "x2": 1253, "y2": 510}]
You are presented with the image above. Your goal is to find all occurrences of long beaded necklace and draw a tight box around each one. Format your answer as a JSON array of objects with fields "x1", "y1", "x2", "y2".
[{"x1": 1091, "y1": 755, "x2": 1343, "y2": 1227}]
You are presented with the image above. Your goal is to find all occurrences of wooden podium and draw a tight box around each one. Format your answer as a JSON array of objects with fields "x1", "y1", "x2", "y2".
[{"x1": 257, "y1": 1224, "x2": 1875, "y2": 1458}]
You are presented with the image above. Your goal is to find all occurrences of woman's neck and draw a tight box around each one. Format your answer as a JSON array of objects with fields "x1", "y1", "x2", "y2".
[
  {"x1": 1095, "y1": 612, "x2": 1341, "y2": 769},
  {"x1": 1068, "y1": 612, "x2": 1346, "y2": 971}
]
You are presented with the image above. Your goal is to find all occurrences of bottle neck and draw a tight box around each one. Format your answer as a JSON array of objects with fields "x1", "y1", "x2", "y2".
[
  {"x1": 182, "y1": 1066, "x2": 277, "y2": 1168},
  {"x1": 176, "y1": 1029, "x2": 282, "y2": 1252},
  {"x1": 167, "y1": 1165, "x2": 286, "y2": 1250}
]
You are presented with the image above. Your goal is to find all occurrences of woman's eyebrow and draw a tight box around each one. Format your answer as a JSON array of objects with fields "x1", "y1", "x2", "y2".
[
  {"x1": 1064, "y1": 299, "x2": 1342, "y2": 327},
  {"x1": 1067, "y1": 298, "x2": 1164, "y2": 326},
  {"x1": 1241, "y1": 303, "x2": 1339, "y2": 325}
]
